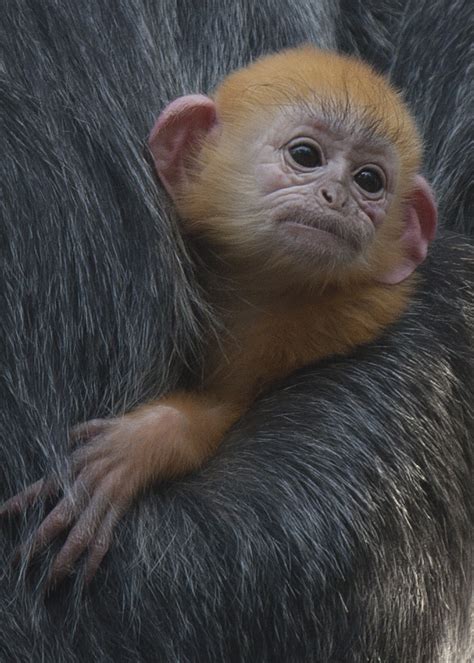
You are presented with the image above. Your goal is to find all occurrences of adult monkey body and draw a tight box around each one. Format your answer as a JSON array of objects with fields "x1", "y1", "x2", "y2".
[{"x1": 0, "y1": 2, "x2": 472, "y2": 663}]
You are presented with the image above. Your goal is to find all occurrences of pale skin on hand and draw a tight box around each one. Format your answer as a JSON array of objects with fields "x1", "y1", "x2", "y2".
[{"x1": 0, "y1": 46, "x2": 437, "y2": 587}]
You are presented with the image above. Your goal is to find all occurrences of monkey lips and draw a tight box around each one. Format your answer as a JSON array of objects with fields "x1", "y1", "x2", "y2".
[{"x1": 274, "y1": 207, "x2": 376, "y2": 267}]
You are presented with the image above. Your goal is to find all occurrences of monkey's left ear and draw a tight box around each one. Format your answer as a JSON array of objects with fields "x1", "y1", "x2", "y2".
[
  {"x1": 148, "y1": 95, "x2": 218, "y2": 198},
  {"x1": 378, "y1": 175, "x2": 437, "y2": 284}
]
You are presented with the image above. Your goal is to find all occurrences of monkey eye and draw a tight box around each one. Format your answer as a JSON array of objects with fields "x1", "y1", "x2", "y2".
[
  {"x1": 354, "y1": 167, "x2": 385, "y2": 194},
  {"x1": 288, "y1": 141, "x2": 323, "y2": 169}
]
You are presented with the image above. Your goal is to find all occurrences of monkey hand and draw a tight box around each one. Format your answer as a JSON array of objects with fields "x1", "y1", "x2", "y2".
[{"x1": 0, "y1": 404, "x2": 195, "y2": 588}]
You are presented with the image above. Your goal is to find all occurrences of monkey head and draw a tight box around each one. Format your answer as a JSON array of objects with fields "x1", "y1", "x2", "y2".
[{"x1": 149, "y1": 47, "x2": 437, "y2": 289}]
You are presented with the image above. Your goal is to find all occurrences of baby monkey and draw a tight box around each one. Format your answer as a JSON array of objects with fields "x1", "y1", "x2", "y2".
[{"x1": 1, "y1": 47, "x2": 437, "y2": 585}]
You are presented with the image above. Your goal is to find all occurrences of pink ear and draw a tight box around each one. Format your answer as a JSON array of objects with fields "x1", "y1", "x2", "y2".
[
  {"x1": 378, "y1": 175, "x2": 437, "y2": 285},
  {"x1": 148, "y1": 94, "x2": 218, "y2": 198}
]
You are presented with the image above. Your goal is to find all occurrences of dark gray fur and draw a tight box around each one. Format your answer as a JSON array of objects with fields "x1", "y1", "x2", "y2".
[
  {"x1": 0, "y1": 1, "x2": 472, "y2": 661},
  {"x1": 336, "y1": 0, "x2": 410, "y2": 72},
  {"x1": 389, "y1": 0, "x2": 474, "y2": 236}
]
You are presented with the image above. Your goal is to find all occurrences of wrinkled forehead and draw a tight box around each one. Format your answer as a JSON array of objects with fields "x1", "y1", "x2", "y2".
[
  {"x1": 226, "y1": 90, "x2": 404, "y2": 154},
  {"x1": 217, "y1": 64, "x2": 412, "y2": 151}
]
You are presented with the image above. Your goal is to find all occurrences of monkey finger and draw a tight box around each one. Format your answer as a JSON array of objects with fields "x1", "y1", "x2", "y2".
[
  {"x1": 70, "y1": 418, "x2": 114, "y2": 444},
  {"x1": 21, "y1": 481, "x2": 92, "y2": 561},
  {"x1": 0, "y1": 478, "x2": 57, "y2": 518},
  {"x1": 45, "y1": 494, "x2": 111, "y2": 589},
  {"x1": 69, "y1": 441, "x2": 114, "y2": 475},
  {"x1": 84, "y1": 506, "x2": 126, "y2": 585}
]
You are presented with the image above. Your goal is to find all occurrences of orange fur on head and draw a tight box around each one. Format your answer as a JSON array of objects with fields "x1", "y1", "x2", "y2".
[{"x1": 177, "y1": 46, "x2": 423, "y2": 290}]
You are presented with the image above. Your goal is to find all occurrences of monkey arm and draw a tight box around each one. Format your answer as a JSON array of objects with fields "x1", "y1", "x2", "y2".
[
  {"x1": 0, "y1": 272, "x2": 413, "y2": 587},
  {"x1": 0, "y1": 393, "x2": 243, "y2": 585}
]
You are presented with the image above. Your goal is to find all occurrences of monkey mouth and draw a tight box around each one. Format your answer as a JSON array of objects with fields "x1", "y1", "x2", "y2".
[{"x1": 275, "y1": 210, "x2": 366, "y2": 252}]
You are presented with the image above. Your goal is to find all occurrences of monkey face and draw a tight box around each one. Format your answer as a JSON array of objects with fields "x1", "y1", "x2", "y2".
[
  {"x1": 248, "y1": 111, "x2": 399, "y2": 276},
  {"x1": 149, "y1": 46, "x2": 435, "y2": 289}
]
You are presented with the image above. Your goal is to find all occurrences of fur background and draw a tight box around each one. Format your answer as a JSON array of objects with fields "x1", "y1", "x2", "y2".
[{"x1": 0, "y1": 1, "x2": 472, "y2": 661}]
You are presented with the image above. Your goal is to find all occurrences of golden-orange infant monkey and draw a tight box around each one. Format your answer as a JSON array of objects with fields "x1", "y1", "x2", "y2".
[{"x1": 1, "y1": 46, "x2": 437, "y2": 585}]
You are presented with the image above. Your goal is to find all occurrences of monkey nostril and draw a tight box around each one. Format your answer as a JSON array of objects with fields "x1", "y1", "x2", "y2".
[
  {"x1": 320, "y1": 184, "x2": 348, "y2": 208},
  {"x1": 321, "y1": 188, "x2": 333, "y2": 203}
]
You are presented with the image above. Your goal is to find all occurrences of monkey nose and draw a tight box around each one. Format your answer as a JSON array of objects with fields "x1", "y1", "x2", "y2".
[{"x1": 319, "y1": 184, "x2": 347, "y2": 209}]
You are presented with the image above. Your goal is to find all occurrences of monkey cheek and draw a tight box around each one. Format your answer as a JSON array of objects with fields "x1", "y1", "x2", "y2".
[{"x1": 359, "y1": 201, "x2": 388, "y2": 229}]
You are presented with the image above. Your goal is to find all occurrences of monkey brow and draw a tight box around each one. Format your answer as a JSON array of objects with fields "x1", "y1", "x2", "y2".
[
  {"x1": 239, "y1": 79, "x2": 405, "y2": 148},
  {"x1": 277, "y1": 72, "x2": 407, "y2": 147},
  {"x1": 313, "y1": 94, "x2": 404, "y2": 147}
]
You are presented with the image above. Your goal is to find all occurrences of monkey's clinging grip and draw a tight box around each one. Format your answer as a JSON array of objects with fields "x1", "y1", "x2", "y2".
[{"x1": 1, "y1": 46, "x2": 437, "y2": 587}]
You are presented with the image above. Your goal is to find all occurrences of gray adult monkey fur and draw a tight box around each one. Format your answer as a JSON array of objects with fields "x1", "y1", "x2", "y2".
[{"x1": 0, "y1": 1, "x2": 472, "y2": 661}]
